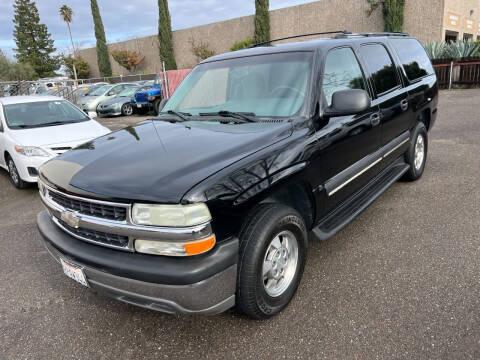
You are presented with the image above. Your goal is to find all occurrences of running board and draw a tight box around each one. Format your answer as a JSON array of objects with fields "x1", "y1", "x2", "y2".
[{"x1": 312, "y1": 158, "x2": 409, "y2": 241}]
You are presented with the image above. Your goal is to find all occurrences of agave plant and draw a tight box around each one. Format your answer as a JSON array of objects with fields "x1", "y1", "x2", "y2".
[
  {"x1": 446, "y1": 40, "x2": 480, "y2": 58},
  {"x1": 424, "y1": 41, "x2": 449, "y2": 59}
]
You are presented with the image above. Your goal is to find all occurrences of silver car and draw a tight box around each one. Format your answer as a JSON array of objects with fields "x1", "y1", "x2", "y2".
[{"x1": 81, "y1": 83, "x2": 137, "y2": 117}]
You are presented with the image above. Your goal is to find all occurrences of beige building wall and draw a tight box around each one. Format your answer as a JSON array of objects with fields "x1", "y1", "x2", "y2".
[
  {"x1": 78, "y1": 0, "x2": 384, "y2": 78},
  {"x1": 269, "y1": 0, "x2": 383, "y2": 41},
  {"x1": 79, "y1": 0, "x2": 480, "y2": 78},
  {"x1": 403, "y1": 0, "x2": 445, "y2": 43},
  {"x1": 442, "y1": 0, "x2": 480, "y2": 41}
]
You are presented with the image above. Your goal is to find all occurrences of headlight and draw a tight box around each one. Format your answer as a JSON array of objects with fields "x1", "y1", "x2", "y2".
[
  {"x1": 14, "y1": 145, "x2": 50, "y2": 157},
  {"x1": 85, "y1": 100, "x2": 97, "y2": 108},
  {"x1": 135, "y1": 235, "x2": 216, "y2": 256},
  {"x1": 132, "y1": 203, "x2": 211, "y2": 227}
]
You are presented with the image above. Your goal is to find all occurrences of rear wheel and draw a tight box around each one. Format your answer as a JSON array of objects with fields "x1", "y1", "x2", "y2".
[
  {"x1": 236, "y1": 204, "x2": 307, "y2": 319},
  {"x1": 121, "y1": 103, "x2": 133, "y2": 116},
  {"x1": 403, "y1": 122, "x2": 428, "y2": 181},
  {"x1": 7, "y1": 156, "x2": 28, "y2": 189}
]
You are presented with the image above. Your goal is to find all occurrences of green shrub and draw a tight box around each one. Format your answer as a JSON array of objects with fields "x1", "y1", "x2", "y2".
[
  {"x1": 63, "y1": 55, "x2": 90, "y2": 79},
  {"x1": 446, "y1": 40, "x2": 480, "y2": 58},
  {"x1": 424, "y1": 41, "x2": 449, "y2": 59},
  {"x1": 424, "y1": 40, "x2": 480, "y2": 60},
  {"x1": 110, "y1": 49, "x2": 145, "y2": 72},
  {"x1": 230, "y1": 37, "x2": 255, "y2": 51},
  {"x1": 189, "y1": 38, "x2": 215, "y2": 62}
]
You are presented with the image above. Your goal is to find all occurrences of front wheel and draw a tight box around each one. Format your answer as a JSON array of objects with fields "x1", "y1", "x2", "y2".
[
  {"x1": 121, "y1": 103, "x2": 133, "y2": 116},
  {"x1": 7, "y1": 156, "x2": 28, "y2": 189},
  {"x1": 403, "y1": 122, "x2": 428, "y2": 181},
  {"x1": 236, "y1": 204, "x2": 307, "y2": 319}
]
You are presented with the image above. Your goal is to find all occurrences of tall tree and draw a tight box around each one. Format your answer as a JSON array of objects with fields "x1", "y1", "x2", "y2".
[
  {"x1": 59, "y1": 5, "x2": 78, "y2": 85},
  {"x1": 12, "y1": 0, "x2": 58, "y2": 77},
  {"x1": 383, "y1": 0, "x2": 405, "y2": 32},
  {"x1": 254, "y1": 0, "x2": 270, "y2": 44},
  {"x1": 90, "y1": 0, "x2": 112, "y2": 77},
  {"x1": 158, "y1": 0, "x2": 177, "y2": 70}
]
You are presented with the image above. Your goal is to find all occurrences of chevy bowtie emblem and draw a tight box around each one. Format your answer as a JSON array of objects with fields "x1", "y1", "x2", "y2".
[{"x1": 61, "y1": 211, "x2": 80, "y2": 228}]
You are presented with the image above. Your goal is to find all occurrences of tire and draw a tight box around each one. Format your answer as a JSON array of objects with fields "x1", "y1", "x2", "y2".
[
  {"x1": 7, "y1": 155, "x2": 28, "y2": 189},
  {"x1": 153, "y1": 98, "x2": 162, "y2": 115},
  {"x1": 236, "y1": 203, "x2": 308, "y2": 319},
  {"x1": 121, "y1": 103, "x2": 133, "y2": 116},
  {"x1": 403, "y1": 122, "x2": 428, "y2": 181}
]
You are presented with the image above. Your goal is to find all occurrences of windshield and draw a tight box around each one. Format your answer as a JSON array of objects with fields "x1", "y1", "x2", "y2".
[
  {"x1": 4, "y1": 100, "x2": 90, "y2": 129},
  {"x1": 88, "y1": 85, "x2": 112, "y2": 96},
  {"x1": 162, "y1": 52, "x2": 313, "y2": 117},
  {"x1": 118, "y1": 86, "x2": 142, "y2": 97}
]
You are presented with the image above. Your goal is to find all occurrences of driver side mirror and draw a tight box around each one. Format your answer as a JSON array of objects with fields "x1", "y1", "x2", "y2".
[
  {"x1": 107, "y1": 91, "x2": 115, "y2": 96},
  {"x1": 324, "y1": 89, "x2": 370, "y2": 118}
]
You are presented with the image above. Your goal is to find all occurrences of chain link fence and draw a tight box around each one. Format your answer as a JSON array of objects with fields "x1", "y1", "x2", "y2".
[{"x1": 0, "y1": 74, "x2": 160, "y2": 106}]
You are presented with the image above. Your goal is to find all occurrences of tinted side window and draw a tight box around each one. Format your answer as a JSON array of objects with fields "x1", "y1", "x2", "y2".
[
  {"x1": 112, "y1": 85, "x2": 125, "y2": 94},
  {"x1": 322, "y1": 47, "x2": 366, "y2": 106},
  {"x1": 390, "y1": 38, "x2": 434, "y2": 81},
  {"x1": 360, "y1": 44, "x2": 399, "y2": 95}
]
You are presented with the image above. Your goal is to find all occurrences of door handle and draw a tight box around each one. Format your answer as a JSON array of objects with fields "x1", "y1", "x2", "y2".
[
  {"x1": 370, "y1": 113, "x2": 381, "y2": 126},
  {"x1": 400, "y1": 99, "x2": 408, "y2": 111}
]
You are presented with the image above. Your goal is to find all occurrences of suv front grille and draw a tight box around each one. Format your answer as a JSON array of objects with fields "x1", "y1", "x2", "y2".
[
  {"x1": 49, "y1": 191, "x2": 127, "y2": 221},
  {"x1": 59, "y1": 220, "x2": 129, "y2": 248}
]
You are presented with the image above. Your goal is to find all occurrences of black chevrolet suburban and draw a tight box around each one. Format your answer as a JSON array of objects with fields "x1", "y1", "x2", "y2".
[{"x1": 37, "y1": 32, "x2": 438, "y2": 319}]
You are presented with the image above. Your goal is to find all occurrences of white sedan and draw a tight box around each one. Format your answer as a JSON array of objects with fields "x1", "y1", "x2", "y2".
[{"x1": 0, "y1": 96, "x2": 110, "y2": 189}]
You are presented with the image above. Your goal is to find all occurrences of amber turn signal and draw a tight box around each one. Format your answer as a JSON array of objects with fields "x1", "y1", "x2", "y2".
[{"x1": 184, "y1": 235, "x2": 216, "y2": 256}]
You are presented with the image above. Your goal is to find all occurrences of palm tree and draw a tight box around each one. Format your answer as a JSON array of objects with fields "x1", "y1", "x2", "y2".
[{"x1": 59, "y1": 5, "x2": 78, "y2": 90}]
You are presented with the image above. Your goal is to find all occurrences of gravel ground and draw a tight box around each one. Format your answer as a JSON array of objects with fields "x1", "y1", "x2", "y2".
[{"x1": 0, "y1": 90, "x2": 479, "y2": 359}]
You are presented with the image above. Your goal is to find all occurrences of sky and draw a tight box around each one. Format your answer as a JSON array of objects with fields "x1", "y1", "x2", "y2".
[{"x1": 0, "y1": 0, "x2": 317, "y2": 58}]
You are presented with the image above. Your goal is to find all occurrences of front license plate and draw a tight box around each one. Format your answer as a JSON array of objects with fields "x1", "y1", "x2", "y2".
[
  {"x1": 137, "y1": 104, "x2": 142, "y2": 108},
  {"x1": 61, "y1": 259, "x2": 89, "y2": 287}
]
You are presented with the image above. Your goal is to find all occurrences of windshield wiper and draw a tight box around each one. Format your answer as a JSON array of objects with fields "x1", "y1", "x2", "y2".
[
  {"x1": 14, "y1": 120, "x2": 81, "y2": 129},
  {"x1": 157, "y1": 110, "x2": 191, "y2": 122},
  {"x1": 199, "y1": 110, "x2": 256, "y2": 123}
]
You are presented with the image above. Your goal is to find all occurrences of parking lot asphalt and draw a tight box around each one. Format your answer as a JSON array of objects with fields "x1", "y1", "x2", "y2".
[{"x1": 1, "y1": 90, "x2": 479, "y2": 360}]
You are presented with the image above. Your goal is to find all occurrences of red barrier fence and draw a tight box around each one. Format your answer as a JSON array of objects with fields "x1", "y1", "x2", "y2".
[
  {"x1": 165, "y1": 69, "x2": 191, "y2": 96},
  {"x1": 432, "y1": 57, "x2": 480, "y2": 88}
]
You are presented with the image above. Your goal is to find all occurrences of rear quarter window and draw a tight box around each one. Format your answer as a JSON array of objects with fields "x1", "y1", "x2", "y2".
[{"x1": 390, "y1": 38, "x2": 434, "y2": 82}]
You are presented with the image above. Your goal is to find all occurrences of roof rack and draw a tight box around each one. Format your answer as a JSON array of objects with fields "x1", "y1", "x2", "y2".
[
  {"x1": 250, "y1": 30, "x2": 352, "y2": 47},
  {"x1": 335, "y1": 31, "x2": 409, "y2": 38}
]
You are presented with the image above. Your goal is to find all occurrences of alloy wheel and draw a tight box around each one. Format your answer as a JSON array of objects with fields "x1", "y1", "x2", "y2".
[
  {"x1": 414, "y1": 134, "x2": 425, "y2": 170},
  {"x1": 8, "y1": 159, "x2": 19, "y2": 184},
  {"x1": 262, "y1": 230, "x2": 299, "y2": 297},
  {"x1": 123, "y1": 104, "x2": 133, "y2": 116}
]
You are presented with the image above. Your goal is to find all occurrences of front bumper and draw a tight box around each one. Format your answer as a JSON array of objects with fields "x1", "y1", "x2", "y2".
[
  {"x1": 37, "y1": 211, "x2": 238, "y2": 314},
  {"x1": 13, "y1": 153, "x2": 53, "y2": 183},
  {"x1": 134, "y1": 102, "x2": 151, "y2": 109},
  {"x1": 97, "y1": 108, "x2": 122, "y2": 117}
]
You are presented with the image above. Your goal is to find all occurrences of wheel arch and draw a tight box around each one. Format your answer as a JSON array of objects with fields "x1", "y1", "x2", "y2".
[
  {"x1": 420, "y1": 107, "x2": 431, "y2": 131},
  {"x1": 258, "y1": 180, "x2": 316, "y2": 230}
]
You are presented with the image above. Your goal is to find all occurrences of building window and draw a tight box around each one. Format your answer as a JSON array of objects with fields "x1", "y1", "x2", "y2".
[
  {"x1": 463, "y1": 33, "x2": 473, "y2": 41},
  {"x1": 445, "y1": 31, "x2": 458, "y2": 43}
]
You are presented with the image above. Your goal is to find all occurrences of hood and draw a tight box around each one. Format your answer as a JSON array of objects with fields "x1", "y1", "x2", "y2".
[
  {"x1": 41, "y1": 120, "x2": 293, "y2": 203},
  {"x1": 81, "y1": 95, "x2": 98, "y2": 105},
  {"x1": 98, "y1": 96, "x2": 129, "y2": 106},
  {"x1": 10, "y1": 120, "x2": 110, "y2": 147}
]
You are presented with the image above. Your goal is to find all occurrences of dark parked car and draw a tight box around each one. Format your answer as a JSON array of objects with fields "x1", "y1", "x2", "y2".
[
  {"x1": 37, "y1": 32, "x2": 438, "y2": 319},
  {"x1": 97, "y1": 85, "x2": 150, "y2": 117}
]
